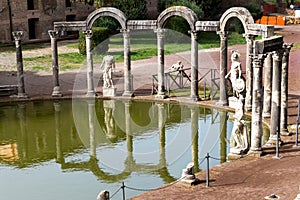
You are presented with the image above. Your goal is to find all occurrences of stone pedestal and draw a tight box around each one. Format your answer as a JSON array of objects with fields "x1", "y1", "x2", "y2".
[{"x1": 103, "y1": 87, "x2": 116, "y2": 97}]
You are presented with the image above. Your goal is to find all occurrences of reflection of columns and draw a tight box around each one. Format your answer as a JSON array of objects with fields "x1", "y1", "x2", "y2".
[
  {"x1": 17, "y1": 103, "x2": 28, "y2": 161},
  {"x1": 244, "y1": 34, "x2": 256, "y2": 111},
  {"x1": 269, "y1": 50, "x2": 283, "y2": 143},
  {"x1": 249, "y1": 54, "x2": 265, "y2": 153},
  {"x1": 48, "y1": 30, "x2": 62, "y2": 97},
  {"x1": 219, "y1": 110, "x2": 227, "y2": 163},
  {"x1": 124, "y1": 101, "x2": 133, "y2": 157},
  {"x1": 262, "y1": 53, "x2": 273, "y2": 117},
  {"x1": 121, "y1": 29, "x2": 134, "y2": 97},
  {"x1": 12, "y1": 31, "x2": 27, "y2": 98},
  {"x1": 54, "y1": 102, "x2": 64, "y2": 164},
  {"x1": 217, "y1": 31, "x2": 228, "y2": 106},
  {"x1": 84, "y1": 30, "x2": 95, "y2": 97},
  {"x1": 190, "y1": 106, "x2": 199, "y2": 172},
  {"x1": 88, "y1": 100, "x2": 96, "y2": 158},
  {"x1": 190, "y1": 31, "x2": 199, "y2": 101},
  {"x1": 157, "y1": 103, "x2": 166, "y2": 167},
  {"x1": 280, "y1": 44, "x2": 293, "y2": 135},
  {"x1": 156, "y1": 29, "x2": 166, "y2": 99}
]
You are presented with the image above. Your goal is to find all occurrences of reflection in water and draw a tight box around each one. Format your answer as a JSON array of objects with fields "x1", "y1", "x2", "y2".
[{"x1": 0, "y1": 100, "x2": 238, "y2": 199}]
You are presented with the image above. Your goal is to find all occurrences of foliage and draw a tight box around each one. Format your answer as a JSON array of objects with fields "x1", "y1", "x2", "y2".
[
  {"x1": 244, "y1": 2, "x2": 263, "y2": 21},
  {"x1": 78, "y1": 27, "x2": 109, "y2": 55},
  {"x1": 113, "y1": 0, "x2": 147, "y2": 20},
  {"x1": 195, "y1": 0, "x2": 222, "y2": 19},
  {"x1": 158, "y1": 0, "x2": 203, "y2": 35}
]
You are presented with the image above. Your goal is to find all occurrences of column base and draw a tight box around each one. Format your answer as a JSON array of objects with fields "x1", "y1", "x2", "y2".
[
  {"x1": 52, "y1": 86, "x2": 62, "y2": 97},
  {"x1": 17, "y1": 93, "x2": 28, "y2": 99},
  {"x1": 86, "y1": 91, "x2": 96, "y2": 98},
  {"x1": 216, "y1": 99, "x2": 228, "y2": 106},
  {"x1": 264, "y1": 135, "x2": 282, "y2": 147},
  {"x1": 244, "y1": 105, "x2": 252, "y2": 112},
  {"x1": 248, "y1": 149, "x2": 263, "y2": 157},
  {"x1": 122, "y1": 90, "x2": 134, "y2": 97},
  {"x1": 190, "y1": 95, "x2": 200, "y2": 102},
  {"x1": 280, "y1": 128, "x2": 290, "y2": 136}
]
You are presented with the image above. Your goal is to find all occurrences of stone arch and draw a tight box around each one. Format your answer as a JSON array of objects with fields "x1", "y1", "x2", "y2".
[
  {"x1": 86, "y1": 7, "x2": 127, "y2": 29},
  {"x1": 157, "y1": 6, "x2": 198, "y2": 31},
  {"x1": 219, "y1": 7, "x2": 254, "y2": 34}
]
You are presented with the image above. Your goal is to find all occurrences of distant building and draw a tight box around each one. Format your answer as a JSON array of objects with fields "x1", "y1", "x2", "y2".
[{"x1": 0, "y1": 0, "x2": 94, "y2": 44}]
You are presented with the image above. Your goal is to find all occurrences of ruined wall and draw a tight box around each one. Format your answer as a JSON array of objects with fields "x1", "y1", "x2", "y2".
[{"x1": 0, "y1": 0, "x2": 95, "y2": 44}]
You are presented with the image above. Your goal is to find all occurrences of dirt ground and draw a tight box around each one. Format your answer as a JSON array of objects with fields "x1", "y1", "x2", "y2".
[{"x1": 1, "y1": 25, "x2": 300, "y2": 200}]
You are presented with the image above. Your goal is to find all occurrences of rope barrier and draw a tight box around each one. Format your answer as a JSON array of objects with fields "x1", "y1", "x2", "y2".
[{"x1": 109, "y1": 187, "x2": 122, "y2": 200}]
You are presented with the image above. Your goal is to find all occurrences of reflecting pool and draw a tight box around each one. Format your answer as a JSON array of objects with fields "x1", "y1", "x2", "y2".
[{"x1": 0, "y1": 99, "x2": 267, "y2": 199}]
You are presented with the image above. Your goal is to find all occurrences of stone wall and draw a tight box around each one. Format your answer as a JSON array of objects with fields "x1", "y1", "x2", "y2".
[{"x1": 0, "y1": 0, "x2": 94, "y2": 44}]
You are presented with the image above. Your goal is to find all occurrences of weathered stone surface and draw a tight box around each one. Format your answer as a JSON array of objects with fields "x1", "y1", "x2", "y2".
[
  {"x1": 54, "y1": 21, "x2": 87, "y2": 32},
  {"x1": 103, "y1": 87, "x2": 116, "y2": 97},
  {"x1": 127, "y1": 20, "x2": 157, "y2": 30},
  {"x1": 195, "y1": 21, "x2": 220, "y2": 31}
]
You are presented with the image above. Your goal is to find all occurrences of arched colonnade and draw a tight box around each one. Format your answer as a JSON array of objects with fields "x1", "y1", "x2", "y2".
[{"x1": 44, "y1": 6, "x2": 292, "y2": 154}]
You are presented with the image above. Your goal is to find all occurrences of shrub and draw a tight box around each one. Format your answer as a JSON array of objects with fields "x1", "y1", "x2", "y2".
[{"x1": 78, "y1": 27, "x2": 110, "y2": 55}]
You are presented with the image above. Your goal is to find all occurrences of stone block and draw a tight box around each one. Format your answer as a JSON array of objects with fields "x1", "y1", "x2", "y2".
[{"x1": 103, "y1": 87, "x2": 116, "y2": 97}]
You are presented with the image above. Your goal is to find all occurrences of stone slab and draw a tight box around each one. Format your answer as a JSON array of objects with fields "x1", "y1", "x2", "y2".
[{"x1": 103, "y1": 87, "x2": 116, "y2": 97}]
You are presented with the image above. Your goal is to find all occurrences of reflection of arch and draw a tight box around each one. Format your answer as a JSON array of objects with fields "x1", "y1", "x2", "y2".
[
  {"x1": 219, "y1": 7, "x2": 254, "y2": 33},
  {"x1": 157, "y1": 6, "x2": 198, "y2": 30},
  {"x1": 86, "y1": 7, "x2": 127, "y2": 30}
]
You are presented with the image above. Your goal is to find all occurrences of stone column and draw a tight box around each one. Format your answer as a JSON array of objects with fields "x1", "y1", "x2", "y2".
[
  {"x1": 244, "y1": 34, "x2": 256, "y2": 111},
  {"x1": 190, "y1": 31, "x2": 199, "y2": 101},
  {"x1": 262, "y1": 53, "x2": 273, "y2": 118},
  {"x1": 249, "y1": 54, "x2": 265, "y2": 155},
  {"x1": 191, "y1": 106, "x2": 199, "y2": 172},
  {"x1": 48, "y1": 30, "x2": 62, "y2": 97},
  {"x1": 280, "y1": 43, "x2": 293, "y2": 135},
  {"x1": 268, "y1": 50, "x2": 283, "y2": 144},
  {"x1": 121, "y1": 29, "x2": 134, "y2": 97},
  {"x1": 12, "y1": 31, "x2": 27, "y2": 98},
  {"x1": 88, "y1": 100, "x2": 96, "y2": 158},
  {"x1": 84, "y1": 30, "x2": 95, "y2": 97},
  {"x1": 156, "y1": 29, "x2": 166, "y2": 99},
  {"x1": 217, "y1": 31, "x2": 228, "y2": 106}
]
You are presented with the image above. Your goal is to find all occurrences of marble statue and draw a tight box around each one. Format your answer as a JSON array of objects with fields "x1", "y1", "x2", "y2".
[
  {"x1": 100, "y1": 55, "x2": 115, "y2": 88},
  {"x1": 229, "y1": 96, "x2": 249, "y2": 155},
  {"x1": 225, "y1": 50, "x2": 245, "y2": 98},
  {"x1": 169, "y1": 60, "x2": 184, "y2": 72},
  {"x1": 180, "y1": 162, "x2": 200, "y2": 185}
]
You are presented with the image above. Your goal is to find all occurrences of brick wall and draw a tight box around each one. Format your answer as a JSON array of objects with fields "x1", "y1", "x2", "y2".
[{"x1": 0, "y1": 0, "x2": 94, "y2": 44}]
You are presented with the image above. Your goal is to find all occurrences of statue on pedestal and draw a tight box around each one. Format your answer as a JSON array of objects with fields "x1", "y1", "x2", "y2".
[
  {"x1": 229, "y1": 96, "x2": 249, "y2": 155},
  {"x1": 180, "y1": 162, "x2": 200, "y2": 185},
  {"x1": 100, "y1": 55, "x2": 115, "y2": 88},
  {"x1": 100, "y1": 55, "x2": 117, "y2": 97}
]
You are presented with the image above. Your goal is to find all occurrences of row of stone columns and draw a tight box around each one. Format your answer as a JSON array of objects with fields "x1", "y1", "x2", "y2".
[{"x1": 249, "y1": 44, "x2": 293, "y2": 152}]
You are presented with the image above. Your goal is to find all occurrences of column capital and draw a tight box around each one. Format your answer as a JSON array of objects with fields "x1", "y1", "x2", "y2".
[
  {"x1": 12, "y1": 31, "x2": 23, "y2": 41},
  {"x1": 282, "y1": 43, "x2": 293, "y2": 54},
  {"x1": 155, "y1": 28, "x2": 166, "y2": 39},
  {"x1": 189, "y1": 30, "x2": 198, "y2": 40},
  {"x1": 83, "y1": 30, "x2": 93, "y2": 38},
  {"x1": 272, "y1": 50, "x2": 284, "y2": 61},
  {"x1": 48, "y1": 30, "x2": 59, "y2": 39},
  {"x1": 252, "y1": 54, "x2": 266, "y2": 67},
  {"x1": 217, "y1": 31, "x2": 228, "y2": 40},
  {"x1": 243, "y1": 33, "x2": 257, "y2": 42}
]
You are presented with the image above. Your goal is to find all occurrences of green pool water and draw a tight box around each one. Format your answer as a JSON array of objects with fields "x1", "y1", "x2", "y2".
[{"x1": 0, "y1": 99, "x2": 268, "y2": 199}]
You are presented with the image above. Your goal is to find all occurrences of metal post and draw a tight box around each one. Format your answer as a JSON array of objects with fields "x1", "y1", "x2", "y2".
[
  {"x1": 206, "y1": 153, "x2": 210, "y2": 187},
  {"x1": 294, "y1": 99, "x2": 300, "y2": 147},
  {"x1": 273, "y1": 127, "x2": 282, "y2": 159},
  {"x1": 121, "y1": 182, "x2": 126, "y2": 200}
]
